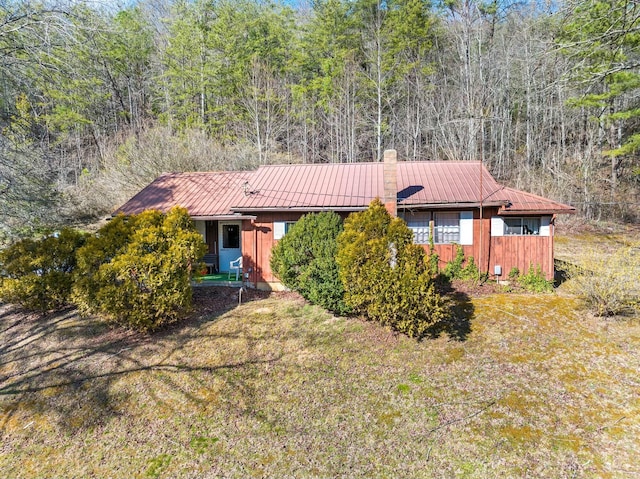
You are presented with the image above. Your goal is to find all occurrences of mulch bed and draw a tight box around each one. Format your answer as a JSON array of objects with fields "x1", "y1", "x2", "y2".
[
  {"x1": 190, "y1": 286, "x2": 272, "y2": 318},
  {"x1": 438, "y1": 279, "x2": 503, "y2": 297}
]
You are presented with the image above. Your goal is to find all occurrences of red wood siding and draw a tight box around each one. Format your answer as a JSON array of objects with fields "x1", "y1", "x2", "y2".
[
  {"x1": 242, "y1": 207, "x2": 555, "y2": 288},
  {"x1": 424, "y1": 208, "x2": 495, "y2": 274},
  {"x1": 489, "y1": 235, "x2": 554, "y2": 280},
  {"x1": 242, "y1": 212, "x2": 305, "y2": 286}
]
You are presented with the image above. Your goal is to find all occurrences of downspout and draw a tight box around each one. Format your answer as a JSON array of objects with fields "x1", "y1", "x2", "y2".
[
  {"x1": 479, "y1": 160, "x2": 484, "y2": 280},
  {"x1": 550, "y1": 214, "x2": 556, "y2": 281},
  {"x1": 253, "y1": 219, "x2": 258, "y2": 288}
]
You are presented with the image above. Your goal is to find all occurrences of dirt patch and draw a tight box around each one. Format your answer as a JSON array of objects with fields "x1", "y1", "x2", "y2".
[
  {"x1": 446, "y1": 279, "x2": 502, "y2": 296},
  {"x1": 190, "y1": 286, "x2": 270, "y2": 318}
]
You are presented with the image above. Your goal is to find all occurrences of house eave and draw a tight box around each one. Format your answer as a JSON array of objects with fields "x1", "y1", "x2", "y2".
[
  {"x1": 498, "y1": 208, "x2": 576, "y2": 216},
  {"x1": 398, "y1": 201, "x2": 507, "y2": 210},
  {"x1": 231, "y1": 206, "x2": 369, "y2": 213},
  {"x1": 191, "y1": 214, "x2": 257, "y2": 221}
]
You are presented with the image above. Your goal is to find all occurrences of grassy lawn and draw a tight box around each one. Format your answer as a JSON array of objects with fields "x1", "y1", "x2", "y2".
[{"x1": 1, "y1": 226, "x2": 639, "y2": 478}]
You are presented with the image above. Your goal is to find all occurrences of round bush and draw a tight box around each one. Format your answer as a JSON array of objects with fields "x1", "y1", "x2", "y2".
[
  {"x1": 73, "y1": 207, "x2": 207, "y2": 331},
  {"x1": 270, "y1": 211, "x2": 348, "y2": 314},
  {"x1": 0, "y1": 228, "x2": 87, "y2": 310},
  {"x1": 336, "y1": 199, "x2": 446, "y2": 338}
]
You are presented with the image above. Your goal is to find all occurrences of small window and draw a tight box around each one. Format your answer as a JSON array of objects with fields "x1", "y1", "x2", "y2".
[
  {"x1": 402, "y1": 211, "x2": 430, "y2": 244},
  {"x1": 504, "y1": 217, "x2": 541, "y2": 235},
  {"x1": 284, "y1": 222, "x2": 295, "y2": 234},
  {"x1": 434, "y1": 212, "x2": 460, "y2": 244},
  {"x1": 222, "y1": 224, "x2": 240, "y2": 248},
  {"x1": 273, "y1": 221, "x2": 296, "y2": 240}
]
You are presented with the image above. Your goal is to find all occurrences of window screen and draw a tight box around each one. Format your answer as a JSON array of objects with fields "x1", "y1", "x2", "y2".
[
  {"x1": 434, "y1": 212, "x2": 460, "y2": 244},
  {"x1": 402, "y1": 211, "x2": 431, "y2": 244}
]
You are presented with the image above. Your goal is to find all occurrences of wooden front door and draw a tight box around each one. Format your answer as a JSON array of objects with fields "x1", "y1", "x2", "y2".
[{"x1": 205, "y1": 221, "x2": 218, "y2": 254}]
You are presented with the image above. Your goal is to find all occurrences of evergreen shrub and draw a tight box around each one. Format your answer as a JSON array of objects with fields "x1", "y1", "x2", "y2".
[
  {"x1": 336, "y1": 199, "x2": 446, "y2": 338},
  {"x1": 0, "y1": 228, "x2": 87, "y2": 310},
  {"x1": 73, "y1": 207, "x2": 206, "y2": 331},
  {"x1": 270, "y1": 212, "x2": 348, "y2": 314}
]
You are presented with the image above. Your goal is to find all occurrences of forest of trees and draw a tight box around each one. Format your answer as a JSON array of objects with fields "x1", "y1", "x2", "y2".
[{"x1": 1, "y1": 0, "x2": 639, "y2": 241}]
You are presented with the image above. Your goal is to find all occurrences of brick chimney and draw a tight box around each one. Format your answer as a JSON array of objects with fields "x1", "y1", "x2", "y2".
[{"x1": 383, "y1": 149, "x2": 397, "y2": 217}]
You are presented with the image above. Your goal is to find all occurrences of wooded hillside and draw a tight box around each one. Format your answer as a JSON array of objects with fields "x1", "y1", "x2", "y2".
[{"x1": 1, "y1": 0, "x2": 638, "y2": 240}]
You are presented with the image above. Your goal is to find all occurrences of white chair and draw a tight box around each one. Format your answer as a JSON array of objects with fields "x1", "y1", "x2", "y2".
[{"x1": 229, "y1": 256, "x2": 242, "y2": 281}]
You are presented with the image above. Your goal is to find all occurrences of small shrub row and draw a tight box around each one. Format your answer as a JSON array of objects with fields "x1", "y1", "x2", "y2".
[
  {"x1": 515, "y1": 264, "x2": 554, "y2": 293},
  {"x1": 0, "y1": 207, "x2": 206, "y2": 331},
  {"x1": 504, "y1": 265, "x2": 554, "y2": 293},
  {"x1": 441, "y1": 245, "x2": 483, "y2": 282}
]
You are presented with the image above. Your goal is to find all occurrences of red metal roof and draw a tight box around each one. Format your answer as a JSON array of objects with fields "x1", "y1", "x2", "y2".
[
  {"x1": 232, "y1": 162, "x2": 508, "y2": 210},
  {"x1": 116, "y1": 162, "x2": 575, "y2": 217},
  {"x1": 489, "y1": 187, "x2": 576, "y2": 215},
  {"x1": 116, "y1": 171, "x2": 253, "y2": 217}
]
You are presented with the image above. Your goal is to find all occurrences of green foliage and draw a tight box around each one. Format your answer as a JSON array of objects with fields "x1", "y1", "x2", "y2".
[
  {"x1": 270, "y1": 212, "x2": 348, "y2": 314},
  {"x1": 508, "y1": 267, "x2": 520, "y2": 281},
  {"x1": 71, "y1": 214, "x2": 139, "y2": 312},
  {"x1": 518, "y1": 264, "x2": 554, "y2": 293},
  {"x1": 442, "y1": 245, "x2": 482, "y2": 281},
  {"x1": 566, "y1": 244, "x2": 640, "y2": 316},
  {"x1": 73, "y1": 207, "x2": 206, "y2": 331},
  {"x1": 0, "y1": 228, "x2": 87, "y2": 310},
  {"x1": 560, "y1": 0, "x2": 640, "y2": 157},
  {"x1": 336, "y1": 199, "x2": 446, "y2": 338},
  {"x1": 427, "y1": 235, "x2": 440, "y2": 277}
]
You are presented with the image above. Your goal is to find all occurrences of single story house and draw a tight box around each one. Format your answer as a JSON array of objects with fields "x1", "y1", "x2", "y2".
[{"x1": 117, "y1": 150, "x2": 575, "y2": 289}]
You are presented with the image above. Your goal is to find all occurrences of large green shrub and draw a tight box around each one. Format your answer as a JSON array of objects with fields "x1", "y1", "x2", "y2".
[
  {"x1": 0, "y1": 228, "x2": 87, "y2": 310},
  {"x1": 71, "y1": 213, "x2": 139, "y2": 312},
  {"x1": 73, "y1": 207, "x2": 206, "y2": 331},
  {"x1": 336, "y1": 199, "x2": 446, "y2": 338},
  {"x1": 270, "y1": 212, "x2": 348, "y2": 314}
]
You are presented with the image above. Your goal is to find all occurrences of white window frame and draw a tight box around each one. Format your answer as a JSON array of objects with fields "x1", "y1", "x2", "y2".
[
  {"x1": 433, "y1": 211, "x2": 473, "y2": 245},
  {"x1": 491, "y1": 216, "x2": 551, "y2": 237},
  {"x1": 273, "y1": 221, "x2": 296, "y2": 240},
  {"x1": 402, "y1": 211, "x2": 431, "y2": 245},
  {"x1": 434, "y1": 212, "x2": 459, "y2": 244}
]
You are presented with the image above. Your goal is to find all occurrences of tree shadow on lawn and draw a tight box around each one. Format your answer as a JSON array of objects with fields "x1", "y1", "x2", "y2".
[
  {"x1": 426, "y1": 278, "x2": 474, "y2": 341},
  {"x1": 0, "y1": 287, "x2": 279, "y2": 435}
]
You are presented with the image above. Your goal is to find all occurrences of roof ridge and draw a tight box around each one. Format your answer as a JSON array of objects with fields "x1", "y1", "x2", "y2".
[{"x1": 257, "y1": 160, "x2": 484, "y2": 169}]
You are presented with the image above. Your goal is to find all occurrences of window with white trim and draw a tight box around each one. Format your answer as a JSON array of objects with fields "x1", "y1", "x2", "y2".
[
  {"x1": 273, "y1": 221, "x2": 296, "y2": 240},
  {"x1": 491, "y1": 216, "x2": 551, "y2": 237},
  {"x1": 401, "y1": 211, "x2": 430, "y2": 244},
  {"x1": 504, "y1": 217, "x2": 541, "y2": 235},
  {"x1": 434, "y1": 212, "x2": 460, "y2": 244}
]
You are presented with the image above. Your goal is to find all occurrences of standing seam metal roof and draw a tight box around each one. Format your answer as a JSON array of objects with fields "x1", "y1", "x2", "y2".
[
  {"x1": 115, "y1": 162, "x2": 575, "y2": 216},
  {"x1": 115, "y1": 171, "x2": 253, "y2": 217},
  {"x1": 231, "y1": 162, "x2": 507, "y2": 210}
]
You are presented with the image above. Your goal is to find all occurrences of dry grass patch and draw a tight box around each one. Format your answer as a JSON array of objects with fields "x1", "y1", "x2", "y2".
[{"x1": 1, "y1": 286, "x2": 639, "y2": 478}]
